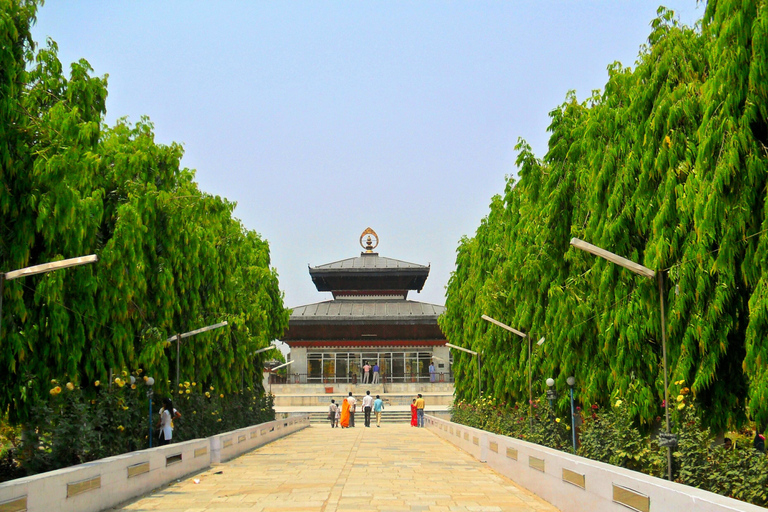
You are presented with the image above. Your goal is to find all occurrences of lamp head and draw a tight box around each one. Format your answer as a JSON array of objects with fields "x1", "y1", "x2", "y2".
[
  {"x1": 537, "y1": 337, "x2": 545, "y2": 346},
  {"x1": 566, "y1": 376, "x2": 576, "y2": 386},
  {"x1": 146, "y1": 377, "x2": 155, "y2": 386},
  {"x1": 546, "y1": 378, "x2": 555, "y2": 387}
]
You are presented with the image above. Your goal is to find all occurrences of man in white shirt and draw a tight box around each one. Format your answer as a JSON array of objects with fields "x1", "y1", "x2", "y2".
[
  {"x1": 347, "y1": 392, "x2": 357, "y2": 427},
  {"x1": 362, "y1": 390, "x2": 374, "y2": 427}
]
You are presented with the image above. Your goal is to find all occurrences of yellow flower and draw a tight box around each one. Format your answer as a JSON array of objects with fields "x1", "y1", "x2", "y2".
[
  {"x1": 193, "y1": 411, "x2": 197, "y2": 414},
  {"x1": 676, "y1": 395, "x2": 684, "y2": 403},
  {"x1": 205, "y1": 392, "x2": 211, "y2": 398},
  {"x1": 555, "y1": 418, "x2": 561, "y2": 423},
  {"x1": 114, "y1": 377, "x2": 124, "y2": 387},
  {"x1": 210, "y1": 386, "x2": 214, "y2": 391},
  {"x1": 179, "y1": 383, "x2": 184, "y2": 388},
  {"x1": 664, "y1": 135, "x2": 671, "y2": 146},
  {"x1": 50, "y1": 386, "x2": 61, "y2": 395},
  {"x1": 212, "y1": 412, "x2": 216, "y2": 415},
  {"x1": 677, "y1": 403, "x2": 685, "y2": 410},
  {"x1": 121, "y1": 370, "x2": 128, "y2": 377},
  {"x1": 131, "y1": 384, "x2": 136, "y2": 389},
  {"x1": 192, "y1": 382, "x2": 196, "y2": 387},
  {"x1": 614, "y1": 400, "x2": 623, "y2": 408},
  {"x1": 681, "y1": 387, "x2": 690, "y2": 396},
  {"x1": 179, "y1": 390, "x2": 183, "y2": 395},
  {"x1": 50, "y1": 379, "x2": 58, "y2": 384},
  {"x1": 122, "y1": 406, "x2": 129, "y2": 411},
  {"x1": 143, "y1": 376, "x2": 149, "y2": 382},
  {"x1": 184, "y1": 381, "x2": 190, "y2": 387},
  {"x1": 117, "y1": 425, "x2": 125, "y2": 431},
  {"x1": 220, "y1": 394, "x2": 224, "y2": 398},
  {"x1": 137, "y1": 369, "x2": 143, "y2": 374},
  {"x1": 66, "y1": 382, "x2": 75, "y2": 391},
  {"x1": 185, "y1": 389, "x2": 191, "y2": 394},
  {"x1": 217, "y1": 418, "x2": 222, "y2": 422},
  {"x1": 94, "y1": 380, "x2": 100, "y2": 387}
]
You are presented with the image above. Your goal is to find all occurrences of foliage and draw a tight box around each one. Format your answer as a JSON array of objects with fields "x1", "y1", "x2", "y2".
[
  {"x1": 440, "y1": 0, "x2": 768, "y2": 434},
  {"x1": 2, "y1": 376, "x2": 275, "y2": 480},
  {"x1": 0, "y1": 0, "x2": 289, "y2": 424}
]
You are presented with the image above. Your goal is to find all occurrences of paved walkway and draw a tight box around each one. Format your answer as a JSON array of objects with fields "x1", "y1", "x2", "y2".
[{"x1": 115, "y1": 425, "x2": 559, "y2": 512}]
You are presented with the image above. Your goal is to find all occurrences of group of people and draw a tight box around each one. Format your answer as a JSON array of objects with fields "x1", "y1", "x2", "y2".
[
  {"x1": 361, "y1": 361, "x2": 380, "y2": 384},
  {"x1": 411, "y1": 394, "x2": 425, "y2": 427},
  {"x1": 329, "y1": 391, "x2": 385, "y2": 428},
  {"x1": 327, "y1": 391, "x2": 426, "y2": 428}
]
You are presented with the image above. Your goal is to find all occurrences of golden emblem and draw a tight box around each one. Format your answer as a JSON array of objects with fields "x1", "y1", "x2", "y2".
[{"x1": 359, "y1": 227, "x2": 379, "y2": 253}]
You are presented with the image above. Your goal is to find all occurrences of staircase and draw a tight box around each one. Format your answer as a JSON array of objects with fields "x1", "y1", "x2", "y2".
[{"x1": 308, "y1": 409, "x2": 413, "y2": 425}]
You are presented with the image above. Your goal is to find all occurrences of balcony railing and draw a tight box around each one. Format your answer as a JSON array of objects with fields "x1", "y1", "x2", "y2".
[{"x1": 268, "y1": 372, "x2": 453, "y2": 385}]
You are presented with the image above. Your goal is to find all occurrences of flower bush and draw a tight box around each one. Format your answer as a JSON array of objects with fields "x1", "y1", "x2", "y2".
[
  {"x1": 451, "y1": 392, "x2": 768, "y2": 507},
  {"x1": 0, "y1": 374, "x2": 275, "y2": 481}
]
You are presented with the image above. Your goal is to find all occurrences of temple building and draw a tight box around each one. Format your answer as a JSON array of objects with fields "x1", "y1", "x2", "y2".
[{"x1": 281, "y1": 228, "x2": 451, "y2": 384}]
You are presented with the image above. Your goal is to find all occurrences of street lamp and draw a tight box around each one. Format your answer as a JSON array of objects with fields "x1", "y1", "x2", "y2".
[
  {"x1": 545, "y1": 378, "x2": 556, "y2": 420},
  {"x1": 481, "y1": 315, "x2": 544, "y2": 432},
  {"x1": 445, "y1": 343, "x2": 481, "y2": 397},
  {"x1": 167, "y1": 321, "x2": 229, "y2": 389},
  {"x1": 570, "y1": 237, "x2": 673, "y2": 481},
  {"x1": 0, "y1": 254, "x2": 99, "y2": 332},
  {"x1": 567, "y1": 375, "x2": 577, "y2": 453},
  {"x1": 145, "y1": 376, "x2": 155, "y2": 447}
]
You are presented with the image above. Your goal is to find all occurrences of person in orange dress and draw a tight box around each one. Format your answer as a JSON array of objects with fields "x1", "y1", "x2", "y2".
[
  {"x1": 340, "y1": 396, "x2": 351, "y2": 428},
  {"x1": 410, "y1": 398, "x2": 418, "y2": 427}
]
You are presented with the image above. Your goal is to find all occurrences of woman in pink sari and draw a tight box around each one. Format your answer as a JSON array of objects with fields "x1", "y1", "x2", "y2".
[{"x1": 410, "y1": 398, "x2": 418, "y2": 427}]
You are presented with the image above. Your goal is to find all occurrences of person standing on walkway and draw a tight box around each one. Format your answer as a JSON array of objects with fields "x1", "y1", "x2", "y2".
[
  {"x1": 363, "y1": 361, "x2": 371, "y2": 383},
  {"x1": 347, "y1": 391, "x2": 357, "y2": 427},
  {"x1": 410, "y1": 398, "x2": 418, "y2": 427},
  {"x1": 157, "y1": 397, "x2": 181, "y2": 445},
  {"x1": 372, "y1": 362, "x2": 380, "y2": 384},
  {"x1": 329, "y1": 399, "x2": 338, "y2": 428},
  {"x1": 340, "y1": 396, "x2": 351, "y2": 428},
  {"x1": 374, "y1": 395, "x2": 384, "y2": 427},
  {"x1": 415, "y1": 393, "x2": 425, "y2": 427},
  {"x1": 362, "y1": 390, "x2": 374, "y2": 427},
  {"x1": 429, "y1": 363, "x2": 436, "y2": 383}
]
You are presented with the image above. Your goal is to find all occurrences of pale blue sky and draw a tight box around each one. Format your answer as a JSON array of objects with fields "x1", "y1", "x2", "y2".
[{"x1": 32, "y1": 2, "x2": 703, "y2": 310}]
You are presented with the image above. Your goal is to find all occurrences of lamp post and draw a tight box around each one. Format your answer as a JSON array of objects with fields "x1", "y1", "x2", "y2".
[
  {"x1": 445, "y1": 343, "x2": 480, "y2": 397},
  {"x1": 167, "y1": 321, "x2": 229, "y2": 389},
  {"x1": 481, "y1": 315, "x2": 544, "y2": 432},
  {"x1": 567, "y1": 375, "x2": 577, "y2": 453},
  {"x1": 545, "y1": 378, "x2": 556, "y2": 421},
  {"x1": 0, "y1": 254, "x2": 98, "y2": 333},
  {"x1": 145, "y1": 377, "x2": 155, "y2": 447},
  {"x1": 570, "y1": 237, "x2": 673, "y2": 481},
  {"x1": 270, "y1": 360, "x2": 294, "y2": 393}
]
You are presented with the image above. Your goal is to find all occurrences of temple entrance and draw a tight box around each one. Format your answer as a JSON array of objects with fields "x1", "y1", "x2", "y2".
[{"x1": 303, "y1": 350, "x2": 451, "y2": 383}]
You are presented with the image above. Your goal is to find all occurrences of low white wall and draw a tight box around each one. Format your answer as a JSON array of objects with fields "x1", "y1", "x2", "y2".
[
  {"x1": 0, "y1": 415, "x2": 309, "y2": 512},
  {"x1": 425, "y1": 415, "x2": 764, "y2": 512}
]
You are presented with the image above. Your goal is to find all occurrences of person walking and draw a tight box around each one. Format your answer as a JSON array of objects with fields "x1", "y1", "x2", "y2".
[
  {"x1": 374, "y1": 395, "x2": 384, "y2": 427},
  {"x1": 410, "y1": 398, "x2": 418, "y2": 427},
  {"x1": 335, "y1": 399, "x2": 341, "y2": 426},
  {"x1": 340, "y1": 395, "x2": 351, "y2": 428},
  {"x1": 362, "y1": 390, "x2": 374, "y2": 427},
  {"x1": 363, "y1": 361, "x2": 371, "y2": 383},
  {"x1": 429, "y1": 363, "x2": 436, "y2": 383},
  {"x1": 328, "y1": 399, "x2": 338, "y2": 428},
  {"x1": 372, "y1": 363, "x2": 380, "y2": 384},
  {"x1": 415, "y1": 393, "x2": 425, "y2": 427},
  {"x1": 347, "y1": 391, "x2": 357, "y2": 427},
  {"x1": 157, "y1": 397, "x2": 181, "y2": 445}
]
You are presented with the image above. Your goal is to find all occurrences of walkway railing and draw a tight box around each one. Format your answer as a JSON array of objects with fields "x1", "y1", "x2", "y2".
[
  {"x1": 425, "y1": 415, "x2": 765, "y2": 512},
  {"x1": 0, "y1": 416, "x2": 310, "y2": 512}
]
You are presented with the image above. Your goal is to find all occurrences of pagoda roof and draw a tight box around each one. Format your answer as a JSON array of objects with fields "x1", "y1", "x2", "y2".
[
  {"x1": 289, "y1": 299, "x2": 445, "y2": 324},
  {"x1": 309, "y1": 253, "x2": 430, "y2": 293},
  {"x1": 311, "y1": 254, "x2": 428, "y2": 272}
]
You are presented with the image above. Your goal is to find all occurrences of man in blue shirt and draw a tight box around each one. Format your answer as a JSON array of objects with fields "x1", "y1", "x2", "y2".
[
  {"x1": 372, "y1": 363, "x2": 380, "y2": 384},
  {"x1": 373, "y1": 395, "x2": 385, "y2": 427}
]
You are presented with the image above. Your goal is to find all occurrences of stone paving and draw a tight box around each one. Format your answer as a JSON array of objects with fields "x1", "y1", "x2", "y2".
[{"x1": 114, "y1": 424, "x2": 560, "y2": 512}]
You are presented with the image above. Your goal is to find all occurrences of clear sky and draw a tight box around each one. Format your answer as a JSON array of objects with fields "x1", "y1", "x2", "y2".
[{"x1": 32, "y1": 1, "x2": 703, "y2": 311}]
